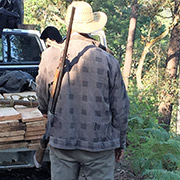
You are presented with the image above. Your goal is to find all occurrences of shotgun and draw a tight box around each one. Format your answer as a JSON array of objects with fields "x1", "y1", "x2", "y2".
[
  {"x1": 34, "y1": 7, "x2": 76, "y2": 168},
  {"x1": 50, "y1": 6, "x2": 75, "y2": 113}
]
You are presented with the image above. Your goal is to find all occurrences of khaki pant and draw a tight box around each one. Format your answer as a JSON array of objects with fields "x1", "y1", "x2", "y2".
[{"x1": 49, "y1": 146, "x2": 115, "y2": 180}]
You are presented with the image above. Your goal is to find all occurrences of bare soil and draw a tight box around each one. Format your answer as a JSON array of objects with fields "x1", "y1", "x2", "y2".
[
  {"x1": 0, "y1": 167, "x2": 51, "y2": 180},
  {"x1": 0, "y1": 160, "x2": 139, "y2": 180}
]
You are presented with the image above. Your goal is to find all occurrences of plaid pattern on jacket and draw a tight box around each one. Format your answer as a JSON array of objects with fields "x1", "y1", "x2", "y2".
[{"x1": 36, "y1": 33, "x2": 129, "y2": 151}]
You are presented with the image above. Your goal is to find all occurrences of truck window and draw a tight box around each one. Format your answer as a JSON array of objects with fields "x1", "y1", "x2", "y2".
[
  {"x1": 0, "y1": 38, "x2": 2, "y2": 61},
  {"x1": 2, "y1": 33, "x2": 42, "y2": 63}
]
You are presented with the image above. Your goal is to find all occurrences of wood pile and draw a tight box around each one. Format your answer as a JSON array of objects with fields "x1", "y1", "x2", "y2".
[{"x1": 0, "y1": 92, "x2": 47, "y2": 150}]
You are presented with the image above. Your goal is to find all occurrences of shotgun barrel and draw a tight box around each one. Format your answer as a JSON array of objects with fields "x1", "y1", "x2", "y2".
[
  {"x1": 50, "y1": 6, "x2": 76, "y2": 114},
  {"x1": 34, "y1": 7, "x2": 76, "y2": 168}
]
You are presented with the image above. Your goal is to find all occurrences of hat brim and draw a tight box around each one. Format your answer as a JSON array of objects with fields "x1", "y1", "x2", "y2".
[{"x1": 65, "y1": 11, "x2": 107, "y2": 34}]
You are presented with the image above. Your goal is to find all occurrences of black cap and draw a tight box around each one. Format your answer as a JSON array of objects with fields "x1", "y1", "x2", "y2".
[{"x1": 40, "y1": 26, "x2": 63, "y2": 43}]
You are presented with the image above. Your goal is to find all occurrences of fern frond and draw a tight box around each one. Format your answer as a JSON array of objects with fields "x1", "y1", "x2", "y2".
[
  {"x1": 144, "y1": 169, "x2": 180, "y2": 180},
  {"x1": 143, "y1": 128, "x2": 170, "y2": 141}
]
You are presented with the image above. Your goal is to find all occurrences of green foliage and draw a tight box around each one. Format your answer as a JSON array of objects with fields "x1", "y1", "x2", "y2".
[
  {"x1": 24, "y1": 0, "x2": 171, "y2": 65},
  {"x1": 127, "y1": 85, "x2": 180, "y2": 178},
  {"x1": 144, "y1": 169, "x2": 180, "y2": 180},
  {"x1": 24, "y1": 0, "x2": 66, "y2": 33},
  {"x1": 140, "y1": 0, "x2": 169, "y2": 19},
  {"x1": 23, "y1": 1, "x2": 180, "y2": 178},
  {"x1": 142, "y1": 62, "x2": 179, "y2": 132},
  {"x1": 86, "y1": 0, "x2": 132, "y2": 61}
]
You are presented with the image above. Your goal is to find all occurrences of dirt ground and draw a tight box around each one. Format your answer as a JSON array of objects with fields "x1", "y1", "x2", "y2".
[
  {"x1": 0, "y1": 166, "x2": 51, "y2": 180},
  {"x1": 0, "y1": 160, "x2": 138, "y2": 180}
]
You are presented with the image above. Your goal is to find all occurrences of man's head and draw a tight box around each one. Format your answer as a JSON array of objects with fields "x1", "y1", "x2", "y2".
[
  {"x1": 40, "y1": 26, "x2": 63, "y2": 43},
  {"x1": 65, "y1": 1, "x2": 107, "y2": 34}
]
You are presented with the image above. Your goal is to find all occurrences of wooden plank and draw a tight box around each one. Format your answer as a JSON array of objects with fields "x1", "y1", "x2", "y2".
[
  {"x1": 15, "y1": 107, "x2": 46, "y2": 123},
  {"x1": 24, "y1": 135, "x2": 42, "y2": 141},
  {"x1": 0, "y1": 107, "x2": 21, "y2": 121},
  {"x1": 28, "y1": 142, "x2": 49, "y2": 150},
  {"x1": 0, "y1": 142, "x2": 28, "y2": 150},
  {"x1": 25, "y1": 130, "x2": 45, "y2": 137},
  {"x1": 0, "y1": 120, "x2": 20, "y2": 127},
  {"x1": 0, "y1": 130, "x2": 25, "y2": 138},
  {"x1": 0, "y1": 135, "x2": 24, "y2": 143},
  {"x1": 28, "y1": 143, "x2": 39, "y2": 150},
  {"x1": 26, "y1": 120, "x2": 46, "y2": 133},
  {"x1": 26, "y1": 126, "x2": 46, "y2": 132},
  {"x1": 26, "y1": 121, "x2": 46, "y2": 129},
  {"x1": 0, "y1": 125, "x2": 25, "y2": 132},
  {"x1": 29, "y1": 140, "x2": 41, "y2": 144},
  {"x1": 0, "y1": 121, "x2": 25, "y2": 132},
  {"x1": 28, "y1": 143, "x2": 41, "y2": 150}
]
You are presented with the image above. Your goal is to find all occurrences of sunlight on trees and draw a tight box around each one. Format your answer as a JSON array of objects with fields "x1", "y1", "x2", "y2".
[{"x1": 23, "y1": 0, "x2": 180, "y2": 178}]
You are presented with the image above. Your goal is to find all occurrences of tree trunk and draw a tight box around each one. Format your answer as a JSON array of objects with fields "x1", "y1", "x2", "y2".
[
  {"x1": 166, "y1": 26, "x2": 180, "y2": 77},
  {"x1": 177, "y1": 70, "x2": 180, "y2": 134},
  {"x1": 158, "y1": 0, "x2": 180, "y2": 130},
  {"x1": 123, "y1": 0, "x2": 138, "y2": 89},
  {"x1": 19, "y1": 0, "x2": 24, "y2": 24},
  {"x1": 158, "y1": 25, "x2": 180, "y2": 130},
  {"x1": 136, "y1": 42, "x2": 151, "y2": 89}
]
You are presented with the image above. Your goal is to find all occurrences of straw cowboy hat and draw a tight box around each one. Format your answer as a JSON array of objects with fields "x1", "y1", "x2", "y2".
[{"x1": 65, "y1": 1, "x2": 107, "y2": 33}]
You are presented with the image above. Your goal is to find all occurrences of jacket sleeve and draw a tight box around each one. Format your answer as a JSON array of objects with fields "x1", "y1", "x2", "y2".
[
  {"x1": 109, "y1": 56, "x2": 129, "y2": 149},
  {"x1": 36, "y1": 45, "x2": 63, "y2": 114},
  {"x1": 36, "y1": 52, "x2": 50, "y2": 114}
]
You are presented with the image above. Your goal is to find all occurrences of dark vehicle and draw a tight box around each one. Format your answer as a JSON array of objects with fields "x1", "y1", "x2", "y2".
[
  {"x1": 0, "y1": 28, "x2": 47, "y2": 170},
  {"x1": 0, "y1": 28, "x2": 46, "y2": 78}
]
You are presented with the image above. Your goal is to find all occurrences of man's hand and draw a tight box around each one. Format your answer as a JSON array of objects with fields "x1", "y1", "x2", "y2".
[
  {"x1": 115, "y1": 148, "x2": 124, "y2": 162},
  {"x1": 43, "y1": 114, "x2": 48, "y2": 118}
]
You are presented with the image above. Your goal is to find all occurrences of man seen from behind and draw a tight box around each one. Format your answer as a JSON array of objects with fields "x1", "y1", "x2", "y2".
[{"x1": 36, "y1": 1, "x2": 129, "y2": 180}]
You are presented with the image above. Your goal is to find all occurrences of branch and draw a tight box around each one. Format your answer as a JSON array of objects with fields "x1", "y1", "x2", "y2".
[{"x1": 136, "y1": 12, "x2": 180, "y2": 89}]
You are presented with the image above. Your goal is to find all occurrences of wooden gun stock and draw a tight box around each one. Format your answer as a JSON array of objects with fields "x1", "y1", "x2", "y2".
[
  {"x1": 50, "y1": 7, "x2": 75, "y2": 114},
  {"x1": 34, "y1": 138, "x2": 49, "y2": 168},
  {"x1": 34, "y1": 7, "x2": 76, "y2": 168}
]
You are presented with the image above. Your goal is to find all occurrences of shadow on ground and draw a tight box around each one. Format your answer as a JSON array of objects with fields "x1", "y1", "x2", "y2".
[{"x1": 0, "y1": 159, "x2": 139, "y2": 180}]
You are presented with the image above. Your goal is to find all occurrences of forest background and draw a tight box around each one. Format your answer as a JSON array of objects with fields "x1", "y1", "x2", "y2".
[{"x1": 24, "y1": 0, "x2": 180, "y2": 179}]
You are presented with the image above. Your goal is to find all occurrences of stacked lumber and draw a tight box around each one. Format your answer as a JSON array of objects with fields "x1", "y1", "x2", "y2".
[
  {"x1": 0, "y1": 107, "x2": 26, "y2": 150},
  {"x1": 15, "y1": 106, "x2": 47, "y2": 149},
  {"x1": 0, "y1": 91, "x2": 47, "y2": 150}
]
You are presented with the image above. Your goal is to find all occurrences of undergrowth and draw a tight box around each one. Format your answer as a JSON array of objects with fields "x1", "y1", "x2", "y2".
[{"x1": 127, "y1": 85, "x2": 180, "y2": 179}]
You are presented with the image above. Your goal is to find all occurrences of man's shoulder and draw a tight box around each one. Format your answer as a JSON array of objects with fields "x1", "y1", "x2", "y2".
[
  {"x1": 88, "y1": 46, "x2": 118, "y2": 62},
  {"x1": 42, "y1": 45, "x2": 63, "y2": 55},
  {"x1": 86, "y1": 44, "x2": 107, "y2": 57}
]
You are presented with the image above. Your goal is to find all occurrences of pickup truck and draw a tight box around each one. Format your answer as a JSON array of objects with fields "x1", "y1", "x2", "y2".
[
  {"x1": 0, "y1": 28, "x2": 46, "y2": 78},
  {"x1": 0, "y1": 28, "x2": 107, "y2": 79},
  {"x1": 0, "y1": 28, "x2": 107, "y2": 169},
  {"x1": 0, "y1": 28, "x2": 47, "y2": 169}
]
